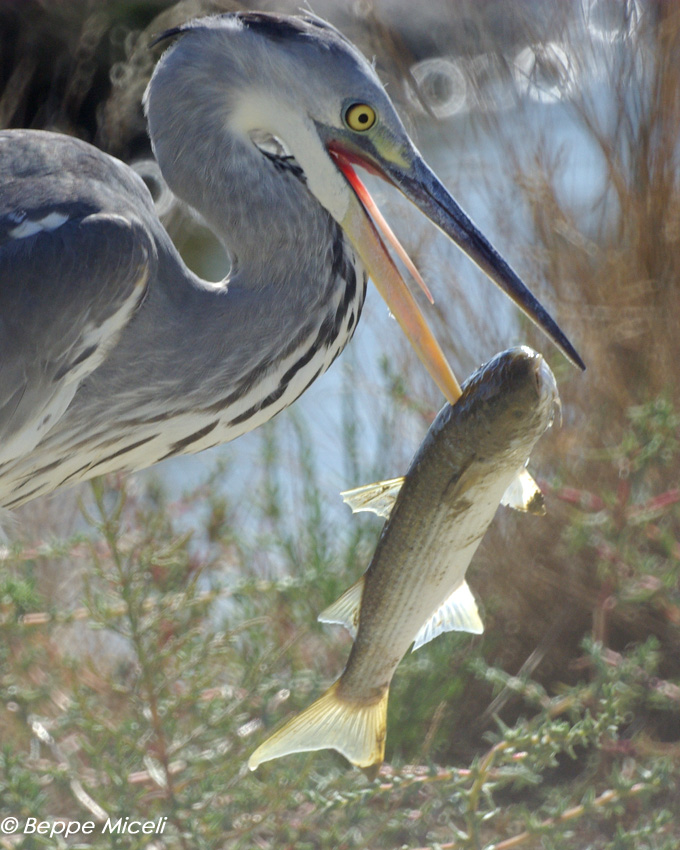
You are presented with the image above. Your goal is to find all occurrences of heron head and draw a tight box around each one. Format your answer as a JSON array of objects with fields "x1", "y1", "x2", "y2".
[{"x1": 148, "y1": 12, "x2": 583, "y2": 398}]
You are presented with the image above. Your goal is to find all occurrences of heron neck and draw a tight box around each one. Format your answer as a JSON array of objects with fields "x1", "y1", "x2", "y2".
[
  {"x1": 147, "y1": 127, "x2": 364, "y2": 396},
  {"x1": 156, "y1": 117, "x2": 330, "y2": 289},
  {"x1": 101, "y1": 131, "x2": 367, "y2": 419}
]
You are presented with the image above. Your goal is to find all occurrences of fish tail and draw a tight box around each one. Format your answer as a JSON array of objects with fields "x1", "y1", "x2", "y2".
[{"x1": 248, "y1": 680, "x2": 388, "y2": 778}]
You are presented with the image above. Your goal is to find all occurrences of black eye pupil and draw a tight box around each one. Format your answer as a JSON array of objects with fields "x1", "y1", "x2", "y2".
[{"x1": 358, "y1": 113, "x2": 368, "y2": 123}]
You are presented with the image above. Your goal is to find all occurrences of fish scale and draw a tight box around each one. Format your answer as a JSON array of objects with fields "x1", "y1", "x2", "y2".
[
  {"x1": 249, "y1": 346, "x2": 561, "y2": 776},
  {"x1": 341, "y1": 468, "x2": 505, "y2": 695}
]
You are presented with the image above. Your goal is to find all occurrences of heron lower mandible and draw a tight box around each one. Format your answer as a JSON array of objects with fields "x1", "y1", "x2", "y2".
[{"x1": 0, "y1": 12, "x2": 583, "y2": 509}]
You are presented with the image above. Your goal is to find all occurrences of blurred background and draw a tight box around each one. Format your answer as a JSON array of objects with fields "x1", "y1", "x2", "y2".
[{"x1": 0, "y1": 1, "x2": 679, "y2": 847}]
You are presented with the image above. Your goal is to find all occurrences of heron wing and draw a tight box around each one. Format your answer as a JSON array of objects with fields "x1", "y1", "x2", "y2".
[{"x1": 0, "y1": 211, "x2": 151, "y2": 463}]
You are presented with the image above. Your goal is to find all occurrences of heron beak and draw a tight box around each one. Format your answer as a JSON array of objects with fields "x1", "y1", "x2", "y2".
[
  {"x1": 333, "y1": 150, "x2": 462, "y2": 403},
  {"x1": 331, "y1": 143, "x2": 585, "y2": 373}
]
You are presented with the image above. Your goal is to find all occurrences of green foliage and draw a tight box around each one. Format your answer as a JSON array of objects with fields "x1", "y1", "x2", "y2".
[{"x1": 560, "y1": 397, "x2": 680, "y2": 641}]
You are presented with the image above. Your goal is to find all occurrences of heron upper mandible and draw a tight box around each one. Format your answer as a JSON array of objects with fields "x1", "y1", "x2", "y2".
[{"x1": 0, "y1": 12, "x2": 583, "y2": 509}]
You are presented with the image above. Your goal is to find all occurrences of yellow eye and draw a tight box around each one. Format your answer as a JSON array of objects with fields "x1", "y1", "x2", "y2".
[{"x1": 344, "y1": 102, "x2": 376, "y2": 132}]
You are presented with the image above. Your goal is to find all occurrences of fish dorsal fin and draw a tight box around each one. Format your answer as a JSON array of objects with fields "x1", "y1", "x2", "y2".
[
  {"x1": 501, "y1": 468, "x2": 545, "y2": 515},
  {"x1": 412, "y1": 581, "x2": 484, "y2": 651},
  {"x1": 340, "y1": 477, "x2": 405, "y2": 519},
  {"x1": 318, "y1": 576, "x2": 365, "y2": 639}
]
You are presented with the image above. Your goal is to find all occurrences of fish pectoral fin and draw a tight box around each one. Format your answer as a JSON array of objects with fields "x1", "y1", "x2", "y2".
[
  {"x1": 501, "y1": 468, "x2": 545, "y2": 515},
  {"x1": 318, "y1": 576, "x2": 365, "y2": 639},
  {"x1": 247, "y1": 680, "x2": 388, "y2": 775},
  {"x1": 340, "y1": 477, "x2": 405, "y2": 518},
  {"x1": 412, "y1": 581, "x2": 484, "y2": 652}
]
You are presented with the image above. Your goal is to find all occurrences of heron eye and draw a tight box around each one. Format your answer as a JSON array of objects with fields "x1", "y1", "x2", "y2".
[{"x1": 344, "y1": 102, "x2": 376, "y2": 132}]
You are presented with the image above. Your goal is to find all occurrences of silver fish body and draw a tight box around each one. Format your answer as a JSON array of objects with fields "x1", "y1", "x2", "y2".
[{"x1": 249, "y1": 346, "x2": 560, "y2": 776}]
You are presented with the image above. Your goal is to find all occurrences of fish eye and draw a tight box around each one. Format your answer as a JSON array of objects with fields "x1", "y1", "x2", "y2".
[{"x1": 344, "y1": 102, "x2": 376, "y2": 132}]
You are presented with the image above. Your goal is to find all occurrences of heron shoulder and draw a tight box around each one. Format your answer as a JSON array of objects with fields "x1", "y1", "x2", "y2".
[{"x1": 0, "y1": 130, "x2": 157, "y2": 229}]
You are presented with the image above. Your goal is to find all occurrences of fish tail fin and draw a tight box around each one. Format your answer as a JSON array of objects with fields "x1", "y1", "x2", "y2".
[{"x1": 248, "y1": 680, "x2": 388, "y2": 778}]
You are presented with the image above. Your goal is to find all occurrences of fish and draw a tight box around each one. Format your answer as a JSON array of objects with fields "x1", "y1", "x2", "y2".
[{"x1": 248, "y1": 346, "x2": 560, "y2": 777}]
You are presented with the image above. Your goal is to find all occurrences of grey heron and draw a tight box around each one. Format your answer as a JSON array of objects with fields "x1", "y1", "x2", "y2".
[{"x1": 0, "y1": 12, "x2": 583, "y2": 509}]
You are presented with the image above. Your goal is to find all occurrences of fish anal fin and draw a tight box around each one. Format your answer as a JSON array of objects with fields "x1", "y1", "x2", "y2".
[
  {"x1": 412, "y1": 581, "x2": 484, "y2": 652},
  {"x1": 318, "y1": 576, "x2": 364, "y2": 639},
  {"x1": 340, "y1": 477, "x2": 405, "y2": 518},
  {"x1": 501, "y1": 468, "x2": 545, "y2": 515},
  {"x1": 247, "y1": 680, "x2": 388, "y2": 774}
]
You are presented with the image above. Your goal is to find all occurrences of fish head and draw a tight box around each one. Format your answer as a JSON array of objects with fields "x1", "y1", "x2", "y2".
[{"x1": 453, "y1": 346, "x2": 561, "y2": 460}]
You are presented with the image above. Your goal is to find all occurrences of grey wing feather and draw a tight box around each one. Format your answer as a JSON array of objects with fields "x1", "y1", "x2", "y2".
[
  {"x1": 0, "y1": 129, "x2": 156, "y2": 463},
  {"x1": 0, "y1": 211, "x2": 152, "y2": 462}
]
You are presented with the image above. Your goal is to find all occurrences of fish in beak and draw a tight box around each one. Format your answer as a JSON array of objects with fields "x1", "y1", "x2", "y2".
[{"x1": 329, "y1": 138, "x2": 585, "y2": 404}]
